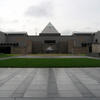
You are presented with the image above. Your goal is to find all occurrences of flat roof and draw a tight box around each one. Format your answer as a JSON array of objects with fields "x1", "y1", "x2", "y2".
[
  {"x1": 73, "y1": 33, "x2": 93, "y2": 36},
  {"x1": 7, "y1": 32, "x2": 28, "y2": 35}
]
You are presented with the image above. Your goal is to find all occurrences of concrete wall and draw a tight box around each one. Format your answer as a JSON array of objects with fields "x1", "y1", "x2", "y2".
[
  {"x1": 72, "y1": 47, "x2": 89, "y2": 54},
  {"x1": 6, "y1": 33, "x2": 28, "y2": 47},
  {"x1": 93, "y1": 31, "x2": 100, "y2": 43},
  {"x1": 7, "y1": 33, "x2": 31, "y2": 54},
  {"x1": 28, "y1": 34, "x2": 93, "y2": 54},
  {"x1": 0, "y1": 31, "x2": 94, "y2": 54},
  {"x1": 11, "y1": 47, "x2": 26, "y2": 54},
  {"x1": 29, "y1": 35, "x2": 74, "y2": 54},
  {"x1": 57, "y1": 41, "x2": 68, "y2": 53},
  {"x1": 92, "y1": 44, "x2": 100, "y2": 53},
  {"x1": 92, "y1": 31, "x2": 100, "y2": 54},
  {"x1": 73, "y1": 33, "x2": 93, "y2": 48},
  {"x1": 71, "y1": 33, "x2": 93, "y2": 54},
  {"x1": 0, "y1": 32, "x2": 6, "y2": 43},
  {"x1": 11, "y1": 40, "x2": 32, "y2": 54},
  {"x1": 5, "y1": 33, "x2": 32, "y2": 54},
  {"x1": 68, "y1": 40, "x2": 74, "y2": 54},
  {"x1": 32, "y1": 41, "x2": 43, "y2": 53},
  {"x1": 26, "y1": 40, "x2": 32, "y2": 54}
]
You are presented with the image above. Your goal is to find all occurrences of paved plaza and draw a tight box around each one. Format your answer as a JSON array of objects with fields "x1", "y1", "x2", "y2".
[{"x1": 0, "y1": 68, "x2": 100, "y2": 100}]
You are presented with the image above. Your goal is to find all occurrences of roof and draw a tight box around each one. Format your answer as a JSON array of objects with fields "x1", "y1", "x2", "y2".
[
  {"x1": 73, "y1": 33, "x2": 93, "y2": 36},
  {"x1": 41, "y1": 22, "x2": 59, "y2": 34},
  {"x1": 0, "y1": 31, "x2": 7, "y2": 35},
  {"x1": 7, "y1": 32, "x2": 28, "y2": 35}
]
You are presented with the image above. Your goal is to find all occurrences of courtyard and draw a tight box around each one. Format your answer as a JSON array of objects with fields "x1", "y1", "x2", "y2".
[{"x1": 0, "y1": 68, "x2": 100, "y2": 100}]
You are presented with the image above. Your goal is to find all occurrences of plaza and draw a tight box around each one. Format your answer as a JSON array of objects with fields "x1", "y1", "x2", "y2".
[{"x1": 0, "y1": 68, "x2": 100, "y2": 100}]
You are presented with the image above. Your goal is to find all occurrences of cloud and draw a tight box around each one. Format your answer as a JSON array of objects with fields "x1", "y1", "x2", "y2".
[
  {"x1": 62, "y1": 29, "x2": 73, "y2": 35},
  {"x1": 25, "y1": 1, "x2": 53, "y2": 18},
  {"x1": 11, "y1": 19, "x2": 19, "y2": 23}
]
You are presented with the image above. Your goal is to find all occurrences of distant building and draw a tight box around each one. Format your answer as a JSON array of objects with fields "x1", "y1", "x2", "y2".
[
  {"x1": 92, "y1": 31, "x2": 100, "y2": 53},
  {"x1": 0, "y1": 22, "x2": 99, "y2": 54}
]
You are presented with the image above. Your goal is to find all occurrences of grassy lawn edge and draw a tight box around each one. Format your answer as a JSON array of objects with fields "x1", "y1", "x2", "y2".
[
  {"x1": 0, "y1": 58, "x2": 100, "y2": 68},
  {"x1": 0, "y1": 54, "x2": 21, "y2": 58}
]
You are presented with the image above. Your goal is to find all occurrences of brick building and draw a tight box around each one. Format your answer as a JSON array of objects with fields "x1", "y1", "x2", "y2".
[{"x1": 0, "y1": 22, "x2": 99, "y2": 54}]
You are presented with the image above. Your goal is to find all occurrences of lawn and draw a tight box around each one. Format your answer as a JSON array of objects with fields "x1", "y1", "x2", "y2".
[
  {"x1": 0, "y1": 58, "x2": 100, "y2": 67},
  {"x1": 0, "y1": 54, "x2": 20, "y2": 58}
]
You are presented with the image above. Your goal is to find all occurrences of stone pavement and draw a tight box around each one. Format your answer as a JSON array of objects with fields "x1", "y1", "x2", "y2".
[
  {"x1": 16, "y1": 55, "x2": 88, "y2": 58},
  {"x1": 0, "y1": 55, "x2": 100, "y2": 60},
  {"x1": 0, "y1": 68, "x2": 100, "y2": 100},
  {"x1": 15, "y1": 55, "x2": 100, "y2": 60}
]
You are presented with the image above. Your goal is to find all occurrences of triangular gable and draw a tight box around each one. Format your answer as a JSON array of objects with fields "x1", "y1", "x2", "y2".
[{"x1": 41, "y1": 22, "x2": 59, "y2": 33}]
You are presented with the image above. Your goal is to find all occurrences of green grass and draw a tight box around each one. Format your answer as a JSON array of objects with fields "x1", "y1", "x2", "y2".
[
  {"x1": 0, "y1": 54, "x2": 20, "y2": 58},
  {"x1": 0, "y1": 58, "x2": 100, "y2": 68}
]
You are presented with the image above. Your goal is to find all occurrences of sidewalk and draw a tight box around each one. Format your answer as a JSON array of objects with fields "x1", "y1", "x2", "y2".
[{"x1": 0, "y1": 55, "x2": 100, "y2": 60}]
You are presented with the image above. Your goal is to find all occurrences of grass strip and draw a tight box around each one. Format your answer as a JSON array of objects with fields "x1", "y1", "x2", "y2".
[{"x1": 0, "y1": 58, "x2": 99, "y2": 68}]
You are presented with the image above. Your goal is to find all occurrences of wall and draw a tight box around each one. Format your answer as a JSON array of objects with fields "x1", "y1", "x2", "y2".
[
  {"x1": 72, "y1": 47, "x2": 89, "y2": 54},
  {"x1": 26, "y1": 40, "x2": 32, "y2": 54},
  {"x1": 0, "y1": 32, "x2": 6, "y2": 43},
  {"x1": 6, "y1": 34, "x2": 27, "y2": 47},
  {"x1": 68, "y1": 40, "x2": 74, "y2": 53},
  {"x1": 29, "y1": 35, "x2": 74, "y2": 54},
  {"x1": 5, "y1": 32, "x2": 94, "y2": 54},
  {"x1": 92, "y1": 44, "x2": 100, "y2": 53},
  {"x1": 32, "y1": 41, "x2": 42, "y2": 53},
  {"x1": 11, "y1": 47, "x2": 26, "y2": 54},
  {"x1": 7, "y1": 33, "x2": 31, "y2": 54},
  {"x1": 93, "y1": 31, "x2": 100, "y2": 43}
]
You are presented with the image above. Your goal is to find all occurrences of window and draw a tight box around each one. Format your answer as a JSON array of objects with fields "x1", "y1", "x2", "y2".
[
  {"x1": 95, "y1": 39, "x2": 98, "y2": 43},
  {"x1": 81, "y1": 43, "x2": 91, "y2": 47},
  {"x1": 81, "y1": 43, "x2": 87, "y2": 47},
  {"x1": 44, "y1": 40, "x2": 56, "y2": 44}
]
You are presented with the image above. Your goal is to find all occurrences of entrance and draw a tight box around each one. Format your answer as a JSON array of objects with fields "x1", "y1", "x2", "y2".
[
  {"x1": 44, "y1": 40, "x2": 57, "y2": 53},
  {"x1": 46, "y1": 46, "x2": 55, "y2": 53}
]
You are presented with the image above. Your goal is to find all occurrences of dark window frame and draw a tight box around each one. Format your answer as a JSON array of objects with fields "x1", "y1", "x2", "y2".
[{"x1": 44, "y1": 40, "x2": 56, "y2": 44}]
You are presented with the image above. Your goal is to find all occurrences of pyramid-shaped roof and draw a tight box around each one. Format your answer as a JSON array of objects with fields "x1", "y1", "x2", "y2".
[{"x1": 41, "y1": 22, "x2": 59, "y2": 33}]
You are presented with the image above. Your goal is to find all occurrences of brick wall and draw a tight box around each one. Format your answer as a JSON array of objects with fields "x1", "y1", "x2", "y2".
[
  {"x1": 68, "y1": 40, "x2": 74, "y2": 54},
  {"x1": 26, "y1": 40, "x2": 32, "y2": 54},
  {"x1": 92, "y1": 44, "x2": 100, "y2": 53},
  {"x1": 72, "y1": 47, "x2": 89, "y2": 54},
  {"x1": 11, "y1": 47, "x2": 26, "y2": 54}
]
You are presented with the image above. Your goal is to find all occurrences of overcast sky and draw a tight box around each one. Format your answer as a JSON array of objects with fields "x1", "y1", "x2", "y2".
[{"x1": 0, "y1": 0, "x2": 100, "y2": 35}]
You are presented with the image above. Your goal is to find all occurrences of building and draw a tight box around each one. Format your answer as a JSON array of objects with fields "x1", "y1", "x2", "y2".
[
  {"x1": 0, "y1": 22, "x2": 99, "y2": 54},
  {"x1": 92, "y1": 31, "x2": 100, "y2": 53}
]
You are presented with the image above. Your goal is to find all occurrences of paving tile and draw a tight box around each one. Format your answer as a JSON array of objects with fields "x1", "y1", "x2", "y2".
[
  {"x1": 90, "y1": 90, "x2": 100, "y2": 97},
  {"x1": 24, "y1": 90, "x2": 47, "y2": 97},
  {"x1": 16, "y1": 97, "x2": 100, "y2": 100},
  {"x1": 0, "y1": 98, "x2": 14, "y2": 100},
  {"x1": 0, "y1": 68, "x2": 100, "y2": 100},
  {"x1": 0, "y1": 90, "x2": 14, "y2": 97}
]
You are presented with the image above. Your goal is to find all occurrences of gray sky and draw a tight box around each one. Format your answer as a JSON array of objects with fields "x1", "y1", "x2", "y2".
[{"x1": 0, "y1": 0, "x2": 100, "y2": 35}]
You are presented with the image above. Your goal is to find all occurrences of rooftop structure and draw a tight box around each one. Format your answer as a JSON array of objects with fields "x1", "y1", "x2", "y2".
[{"x1": 40, "y1": 22, "x2": 60, "y2": 36}]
